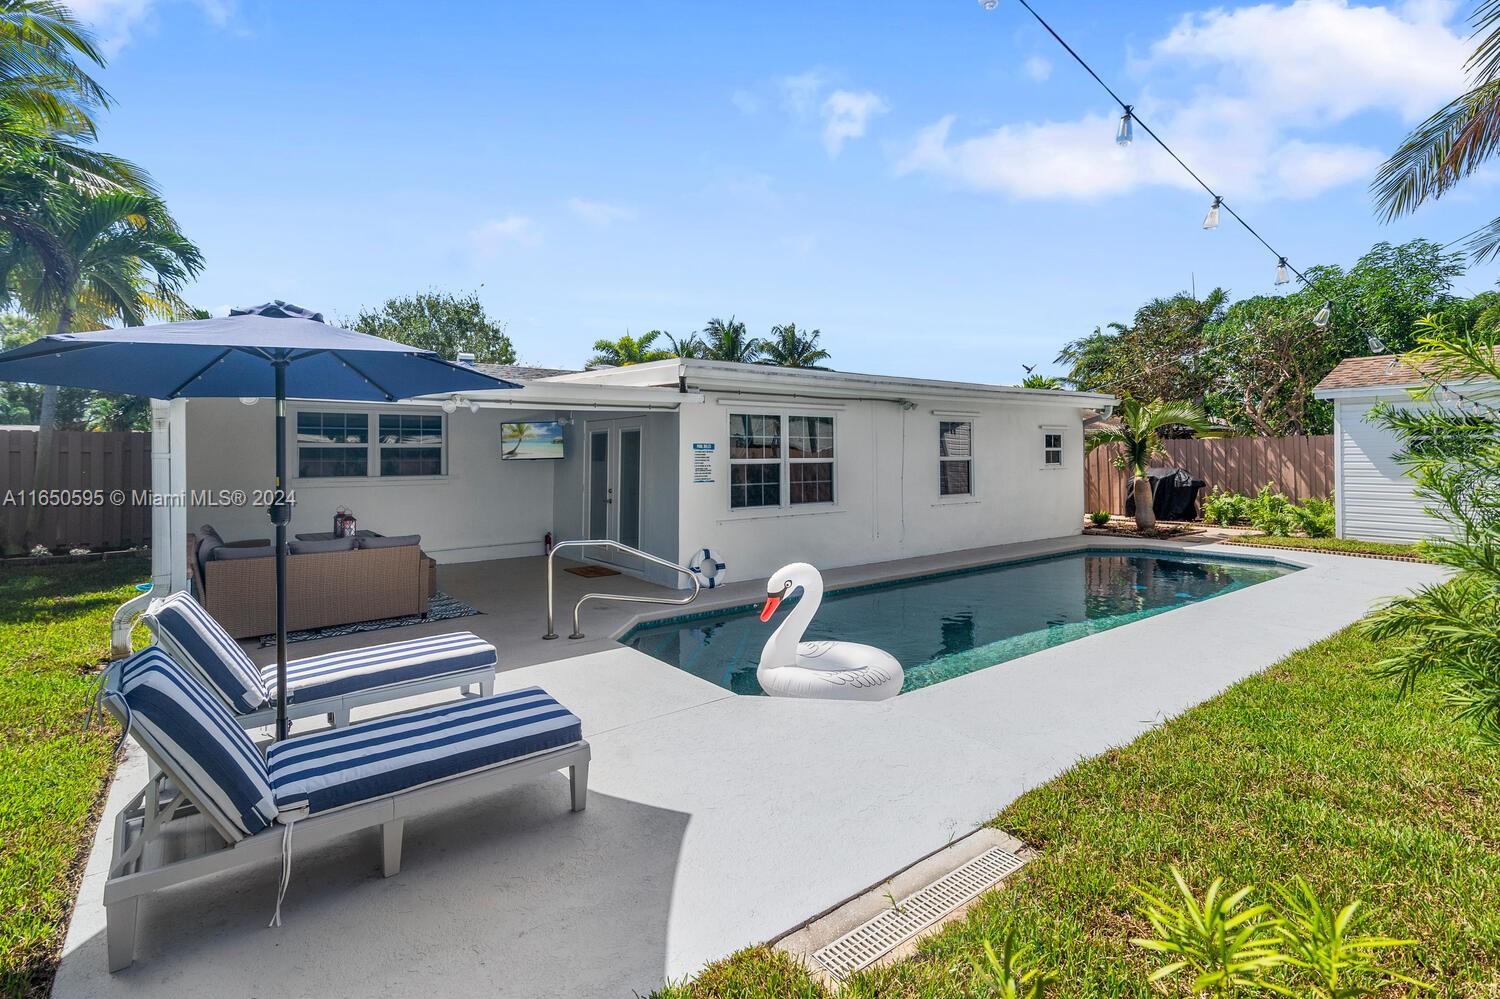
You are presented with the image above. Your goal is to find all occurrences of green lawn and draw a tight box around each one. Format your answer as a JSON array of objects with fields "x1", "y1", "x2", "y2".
[
  {"x1": 0, "y1": 557, "x2": 145, "y2": 999},
  {"x1": 654, "y1": 624, "x2": 1500, "y2": 998},
  {"x1": 1224, "y1": 534, "x2": 1430, "y2": 560}
]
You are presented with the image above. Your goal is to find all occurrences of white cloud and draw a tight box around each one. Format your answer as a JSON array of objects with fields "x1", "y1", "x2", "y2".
[
  {"x1": 1022, "y1": 56, "x2": 1052, "y2": 82},
  {"x1": 469, "y1": 216, "x2": 538, "y2": 255},
  {"x1": 900, "y1": 0, "x2": 1465, "y2": 201},
  {"x1": 779, "y1": 70, "x2": 829, "y2": 115},
  {"x1": 566, "y1": 198, "x2": 635, "y2": 226},
  {"x1": 69, "y1": 0, "x2": 233, "y2": 56},
  {"x1": 821, "y1": 89, "x2": 890, "y2": 156}
]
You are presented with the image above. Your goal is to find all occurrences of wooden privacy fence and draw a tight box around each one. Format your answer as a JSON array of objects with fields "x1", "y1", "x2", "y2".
[
  {"x1": 0, "y1": 429, "x2": 151, "y2": 551},
  {"x1": 1085, "y1": 434, "x2": 1333, "y2": 517}
]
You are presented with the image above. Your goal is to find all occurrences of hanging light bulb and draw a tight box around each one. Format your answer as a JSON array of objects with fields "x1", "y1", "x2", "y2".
[
  {"x1": 1115, "y1": 105, "x2": 1134, "y2": 146},
  {"x1": 1313, "y1": 300, "x2": 1332, "y2": 328},
  {"x1": 1275, "y1": 258, "x2": 1290, "y2": 285},
  {"x1": 1202, "y1": 197, "x2": 1221, "y2": 230}
]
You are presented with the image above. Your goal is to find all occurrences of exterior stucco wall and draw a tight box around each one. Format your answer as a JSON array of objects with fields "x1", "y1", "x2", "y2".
[
  {"x1": 182, "y1": 398, "x2": 562, "y2": 563},
  {"x1": 671, "y1": 392, "x2": 1087, "y2": 587}
]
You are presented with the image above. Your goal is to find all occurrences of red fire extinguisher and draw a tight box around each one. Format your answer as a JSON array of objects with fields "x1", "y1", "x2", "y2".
[{"x1": 544, "y1": 531, "x2": 553, "y2": 555}]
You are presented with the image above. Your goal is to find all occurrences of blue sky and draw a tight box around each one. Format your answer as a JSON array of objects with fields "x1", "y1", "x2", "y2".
[{"x1": 77, "y1": 0, "x2": 1499, "y2": 381}]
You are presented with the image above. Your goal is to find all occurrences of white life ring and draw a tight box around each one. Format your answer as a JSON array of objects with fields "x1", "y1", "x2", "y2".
[{"x1": 689, "y1": 547, "x2": 727, "y2": 589}]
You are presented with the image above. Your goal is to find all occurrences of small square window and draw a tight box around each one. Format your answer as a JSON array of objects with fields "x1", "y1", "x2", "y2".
[{"x1": 1043, "y1": 431, "x2": 1064, "y2": 466}]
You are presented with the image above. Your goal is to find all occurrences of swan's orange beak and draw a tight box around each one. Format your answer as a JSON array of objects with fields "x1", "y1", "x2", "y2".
[{"x1": 759, "y1": 594, "x2": 782, "y2": 623}]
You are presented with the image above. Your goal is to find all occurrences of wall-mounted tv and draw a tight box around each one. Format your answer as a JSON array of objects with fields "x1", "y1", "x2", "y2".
[{"x1": 501, "y1": 420, "x2": 566, "y2": 460}]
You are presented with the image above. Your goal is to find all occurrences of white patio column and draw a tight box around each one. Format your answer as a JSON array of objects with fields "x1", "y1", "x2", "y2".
[{"x1": 150, "y1": 398, "x2": 189, "y2": 594}]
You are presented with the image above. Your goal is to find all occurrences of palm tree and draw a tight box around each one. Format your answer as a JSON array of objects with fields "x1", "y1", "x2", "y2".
[
  {"x1": 1374, "y1": 1, "x2": 1500, "y2": 260},
  {"x1": 1085, "y1": 397, "x2": 1231, "y2": 530},
  {"x1": 700, "y1": 316, "x2": 762, "y2": 363},
  {"x1": 759, "y1": 322, "x2": 831, "y2": 368},
  {"x1": 665, "y1": 331, "x2": 708, "y2": 359},
  {"x1": 2, "y1": 186, "x2": 202, "y2": 547},
  {"x1": 586, "y1": 330, "x2": 671, "y2": 368},
  {"x1": 1021, "y1": 373, "x2": 1062, "y2": 390}
]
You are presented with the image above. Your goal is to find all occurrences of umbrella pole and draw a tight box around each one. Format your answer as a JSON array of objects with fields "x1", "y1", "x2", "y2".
[{"x1": 272, "y1": 360, "x2": 290, "y2": 741}]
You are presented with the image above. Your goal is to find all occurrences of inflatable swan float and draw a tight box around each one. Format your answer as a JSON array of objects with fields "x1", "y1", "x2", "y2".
[{"x1": 757, "y1": 562, "x2": 903, "y2": 701}]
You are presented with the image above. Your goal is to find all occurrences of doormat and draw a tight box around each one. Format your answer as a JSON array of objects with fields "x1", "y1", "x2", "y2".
[
  {"x1": 258, "y1": 591, "x2": 481, "y2": 646},
  {"x1": 565, "y1": 564, "x2": 620, "y2": 578}
]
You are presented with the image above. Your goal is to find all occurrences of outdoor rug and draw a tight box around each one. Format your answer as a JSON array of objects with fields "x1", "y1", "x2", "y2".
[
  {"x1": 565, "y1": 564, "x2": 620, "y2": 578},
  {"x1": 258, "y1": 591, "x2": 481, "y2": 647}
]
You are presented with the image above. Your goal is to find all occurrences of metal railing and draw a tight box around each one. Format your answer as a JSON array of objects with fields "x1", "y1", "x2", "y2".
[{"x1": 543, "y1": 539, "x2": 701, "y2": 640}]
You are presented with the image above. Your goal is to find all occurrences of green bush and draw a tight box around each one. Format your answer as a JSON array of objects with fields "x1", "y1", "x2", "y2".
[
  {"x1": 1202, "y1": 488, "x2": 1253, "y2": 526},
  {"x1": 1248, "y1": 484, "x2": 1300, "y2": 536},
  {"x1": 1290, "y1": 496, "x2": 1336, "y2": 538},
  {"x1": 1090, "y1": 510, "x2": 1110, "y2": 526}
]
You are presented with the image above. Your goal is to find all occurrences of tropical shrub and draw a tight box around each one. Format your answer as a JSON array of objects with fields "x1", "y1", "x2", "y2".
[
  {"x1": 1248, "y1": 485, "x2": 1301, "y2": 537},
  {"x1": 1090, "y1": 510, "x2": 1110, "y2": 526},
  {"x1": 1131, "y1": 868, "x2": 1428, "y2": 997},
  {"x1": 1203, "y1": 487, "x2": 1254, "y2": 526},
  {"x1": 1364, "y1": 316, "x2": 1500, "y2": 743},
  {"x1": 1290, "y1": 496, "x2": 1336, "y2": 538},
  {"x1": 1085, "y1": 397, "x2": 1231, "y2": 530}
]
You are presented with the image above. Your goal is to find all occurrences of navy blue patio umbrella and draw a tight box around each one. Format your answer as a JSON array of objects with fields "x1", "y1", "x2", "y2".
[{"x1": 0, "y1": 302, "x2": 520, "y2": 739}]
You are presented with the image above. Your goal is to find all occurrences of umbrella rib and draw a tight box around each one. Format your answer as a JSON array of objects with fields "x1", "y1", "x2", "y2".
[
  {"x1": 166, "y1": 348, "x2": 235, "y2": 398},
  {"x1": 333, "y1": 352, "x2": 398, "y2": 401}
]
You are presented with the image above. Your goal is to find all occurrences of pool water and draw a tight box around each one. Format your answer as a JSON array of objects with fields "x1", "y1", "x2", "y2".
[{"x1": 622, "y1": 550, "x2": 1296, "y2": 695}]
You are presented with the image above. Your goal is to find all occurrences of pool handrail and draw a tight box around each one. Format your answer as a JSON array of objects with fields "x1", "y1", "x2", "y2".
[{"x1": 543, "y1": 540, "x2": 701, "y2": 640}]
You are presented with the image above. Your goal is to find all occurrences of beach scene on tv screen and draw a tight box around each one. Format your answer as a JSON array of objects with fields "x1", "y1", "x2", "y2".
[{"x1": 502, "y1": 421, "x2": 566, "y2": 459}]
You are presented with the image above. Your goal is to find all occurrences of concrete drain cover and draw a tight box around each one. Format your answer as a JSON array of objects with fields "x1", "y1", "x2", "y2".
[{"x1": 811, "y1": 845, "x2": 1026, "y2": 980}]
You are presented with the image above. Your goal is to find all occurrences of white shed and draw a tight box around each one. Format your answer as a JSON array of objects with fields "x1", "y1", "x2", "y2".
[{"x1": 1315, "y1": 353, "x2": 1496, "y2": 543}]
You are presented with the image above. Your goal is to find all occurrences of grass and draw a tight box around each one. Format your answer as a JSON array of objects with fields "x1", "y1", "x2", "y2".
[
  {"x1": 1225, "y1": 534, "x2": 1431, "y2": 560},
  {"x1": 652, "y1": 622, "x2": 1500, "y2": 998},
  {"x1": 0, "y1": 556, "x2": 145, "y2": 998}
]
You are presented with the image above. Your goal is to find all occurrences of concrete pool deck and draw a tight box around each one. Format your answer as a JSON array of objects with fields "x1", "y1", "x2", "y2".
[{"x1": 54, "y1": 536, "x2": 1445, "y2": 998}]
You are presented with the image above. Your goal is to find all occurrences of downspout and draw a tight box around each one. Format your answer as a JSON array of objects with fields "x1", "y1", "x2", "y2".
[{"x1": 1082, "y1": 404, "x2": 1115, "y2": 427}]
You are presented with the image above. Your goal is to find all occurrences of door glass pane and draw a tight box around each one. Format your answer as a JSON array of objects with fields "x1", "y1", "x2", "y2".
[
  {"x1": 618, "y1": 429, "x2": 641, "y2": 549},
  {"x1": 589, "y1": 431, "x2": 609, "y2": 538}
]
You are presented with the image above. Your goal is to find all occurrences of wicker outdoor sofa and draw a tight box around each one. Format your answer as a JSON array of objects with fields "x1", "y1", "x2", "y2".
[{"x1": 190, "y1": 526, "x2": 437, "y2": 639}]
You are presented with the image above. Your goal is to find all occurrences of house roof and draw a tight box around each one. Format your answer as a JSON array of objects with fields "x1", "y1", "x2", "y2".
[
  {"x1": 1314, "y1": 350, "x2": 1500, "y2": 396},
  {"x1": 551, "y1": 358, "x2": 1118, "y2": 407},
  {"x1": 472, "y1": 363, "x2": 580, "y2": 382}
]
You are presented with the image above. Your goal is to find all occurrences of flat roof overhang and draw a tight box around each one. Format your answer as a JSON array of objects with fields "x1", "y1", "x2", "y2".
[{"x1": 549, "y1": 359, "x2": 1118, "y2": 408}]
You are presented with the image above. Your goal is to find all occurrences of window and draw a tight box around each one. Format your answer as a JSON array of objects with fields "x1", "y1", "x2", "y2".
[
  {"x1": 730, "y1": 414, "x2": 781, "y2": 508},
  {"x1": 1043, "y1": 429, "x2": 1064, "y2": 467},
  {"x1": 297, "y1": 412, "x2": 369, "y2": 478},
  {"x1": 295, "y1": 409, "x2": 445, "y2": 479},
  {"x1": 939, "y1": 421, "x2": 973, "y2": 496},
  {"x1": 729, "y1": 412, "x2": 835, "y2": 509},
  {"x1": 379, "y1": 414, "x2": 444, "y2": 476}
]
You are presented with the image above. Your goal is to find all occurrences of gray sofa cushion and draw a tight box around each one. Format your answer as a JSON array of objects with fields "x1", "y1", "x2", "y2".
[
  {"x1": 196, "y1": 532, "x2": 224, "y2": 578},
  {"x1": 289, "y1": 536, "x2": 358, "y2": 555},
  {"x1": 357, "y1": 534, "x2": 421, "y2": 550},
  {"x1": 198, "y1": 524, "x2": 224, "y2": 545},
  {"x1": 210, "y1": 544, "x2": 276, "y2": 561}
]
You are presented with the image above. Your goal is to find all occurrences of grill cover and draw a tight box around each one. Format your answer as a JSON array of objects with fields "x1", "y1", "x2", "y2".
[{"x1": 1124, "y1": 466, "x2": 1207, "y2": 521}]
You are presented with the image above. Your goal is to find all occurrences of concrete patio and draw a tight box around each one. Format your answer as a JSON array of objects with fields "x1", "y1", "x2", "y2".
[{"x1": 54, "y1": 536, "x2": 1445, "y2": 998}]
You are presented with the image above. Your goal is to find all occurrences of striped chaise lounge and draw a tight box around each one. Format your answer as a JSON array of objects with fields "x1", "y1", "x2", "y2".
[
  {"x1": 100, "y1": 646, "x2": 589, "y2": 972},
  {"x1": 144, "y1": 590, "x2": 497, "y2": 729}
]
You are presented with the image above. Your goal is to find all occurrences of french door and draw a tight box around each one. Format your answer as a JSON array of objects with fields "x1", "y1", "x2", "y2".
[{"x1": 585, "y1": 419, "x2": 643, "y2": 568}]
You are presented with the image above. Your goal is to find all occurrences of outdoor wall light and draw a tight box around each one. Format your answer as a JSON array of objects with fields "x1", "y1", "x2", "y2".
[
  {"x1": 468, "y1": 400, "x2": 481, "y2": 414},
  {"x1": 239, "y1": 397, "x2": 258, "y2": 406},
  {"x1": 442, "y1": 398, "x2": 458, "y2": 414}
]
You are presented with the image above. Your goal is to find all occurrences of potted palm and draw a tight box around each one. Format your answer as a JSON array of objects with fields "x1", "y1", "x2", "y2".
[{"x1": 1086, "y1": 397, "x2": 1230, "y2": 531}]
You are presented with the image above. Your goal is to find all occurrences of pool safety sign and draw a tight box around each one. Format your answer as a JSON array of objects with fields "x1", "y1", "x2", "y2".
[{"x1": 692, "y1": 442, "x2": 715, "y2": 484}]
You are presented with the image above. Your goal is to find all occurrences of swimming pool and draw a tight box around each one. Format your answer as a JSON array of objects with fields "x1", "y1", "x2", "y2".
[{"x1": 622, "y1": 549, "x2": 1297, "y2": 695}]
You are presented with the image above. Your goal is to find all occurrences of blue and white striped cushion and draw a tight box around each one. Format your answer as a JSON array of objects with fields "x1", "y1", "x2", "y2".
[
  {"x1": 266, "y1": 687, "x2": 582, "y2": 814},
  {"x1": 145, "y1": 592, "x2": 269, "y2": 713},
  {"x1": 112, "y1": 647, "x2": 278, "y2": 839},
  {"x1": 261, "y1": 632, "x2": 497, "y2": 705}
]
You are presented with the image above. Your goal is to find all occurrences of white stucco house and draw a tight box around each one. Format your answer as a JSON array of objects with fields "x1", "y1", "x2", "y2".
[
  {"x1": 147, "y1": 359, "x2": 1116, "y2": 592},
  {"x1": 1315, "y1": 352, "x2": 1497, "y2": 543}
]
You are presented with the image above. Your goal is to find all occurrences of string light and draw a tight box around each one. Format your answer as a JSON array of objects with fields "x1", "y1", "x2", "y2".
[
  {"x1": 1115, "y1": 106, "x2": 1134, "y2": 147},
  {"x1": 1275, "y1": 258, "x2": 1290, "y2": 285},
  {"x1": 1202, "y1": 197, "x2": 1221, "y2": 231},
  {"x1": 1313, "y1": 300, "x2": 1332, "y2": 329}
]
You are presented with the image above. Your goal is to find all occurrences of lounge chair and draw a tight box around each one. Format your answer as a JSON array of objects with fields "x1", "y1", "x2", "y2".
[
  {"x1": 100, "y1": 646, "x2": 589, "y2": 972},
  {"x1": 143, "y1": 590, "x2": 497, "y2": 728}
]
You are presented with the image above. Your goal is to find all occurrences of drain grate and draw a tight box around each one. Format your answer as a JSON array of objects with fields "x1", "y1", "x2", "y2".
[{"x1": 812, "y1": 846, "x2": 1026, "y2": 979}]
